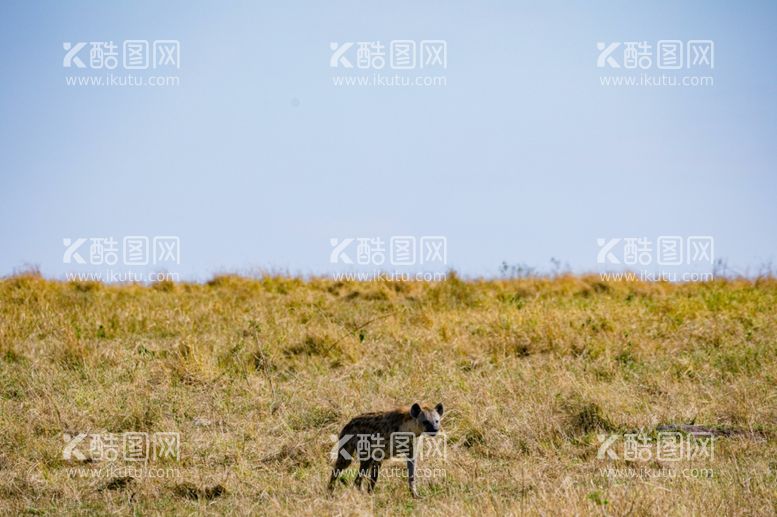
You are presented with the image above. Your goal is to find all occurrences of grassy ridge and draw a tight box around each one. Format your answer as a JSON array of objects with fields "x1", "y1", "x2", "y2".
[{"x1": 1, "y1": 273, "x2": 776, "y2": 515}]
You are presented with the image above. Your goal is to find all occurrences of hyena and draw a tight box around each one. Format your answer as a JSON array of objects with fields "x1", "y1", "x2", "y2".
[{"x1": 328, "y1": 402, "x2": 444, "y2": 497}]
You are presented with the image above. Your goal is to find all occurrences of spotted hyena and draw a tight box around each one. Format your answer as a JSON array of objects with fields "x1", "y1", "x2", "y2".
[{"x1": 328, "y1": 402, "x2": 444, "y2": 497}]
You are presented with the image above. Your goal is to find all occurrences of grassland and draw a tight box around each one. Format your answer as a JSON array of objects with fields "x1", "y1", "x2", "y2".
[{"x1": 0, "y1": 273, "x2": 776, "y2": 515}]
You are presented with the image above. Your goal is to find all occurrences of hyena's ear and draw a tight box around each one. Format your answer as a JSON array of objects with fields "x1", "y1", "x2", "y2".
[
  {"x1": 435, "y1": 403, "x2": 444, "y2": 416},
  {"x1": 410, "y1": 403, "x2": 422, "y2": 418}
]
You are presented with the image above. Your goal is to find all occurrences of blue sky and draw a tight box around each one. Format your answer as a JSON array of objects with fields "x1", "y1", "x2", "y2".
[{"x1": 1, "y1": 1, "x2": 775, "y2": 280}]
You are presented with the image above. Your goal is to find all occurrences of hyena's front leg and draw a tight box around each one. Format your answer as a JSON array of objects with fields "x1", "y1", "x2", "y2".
[
  {"x1": 328, "y1": 454, "x2": 352, "y2": 492},
  {"x1": 366, "y1": 461, "x2": 381, "y2": 493},
  {"x1": 355, "y1": 459, "x2": 372, "y2": 490},
  {"x1": 406, "y1": 459, "x2": 419, "y2": 498},
  {"x1": 329, "y1": 434, "x2": 355, "y2": 492}
]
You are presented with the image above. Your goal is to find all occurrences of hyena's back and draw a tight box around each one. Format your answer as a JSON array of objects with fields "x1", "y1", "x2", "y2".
[
  {"x1": 341, "y1": 409, "x2": 409, "y2": 436},
  {"x1": 337, "y1": 409, "x2": 411, "y2": 455}
]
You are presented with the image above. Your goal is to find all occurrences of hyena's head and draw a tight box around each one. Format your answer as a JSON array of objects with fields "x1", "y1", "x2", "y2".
[{"x1": 409, "y1": 402, "x2": 444, "y2": 435}]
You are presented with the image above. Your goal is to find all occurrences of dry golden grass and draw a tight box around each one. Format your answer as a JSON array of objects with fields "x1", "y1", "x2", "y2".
[{"x1": 1, "y1": 273, "x2": 776, "y2": 515}]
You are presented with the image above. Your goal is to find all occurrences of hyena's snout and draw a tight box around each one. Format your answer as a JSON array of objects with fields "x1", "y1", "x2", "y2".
[{"x1": 422, "y1": 420, "x2": 440, "y2": 435}]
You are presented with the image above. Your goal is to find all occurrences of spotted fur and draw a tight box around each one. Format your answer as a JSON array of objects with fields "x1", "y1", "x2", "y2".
[{"x1": 328, "y1": 402, "x2": 444, "y2": 497}]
